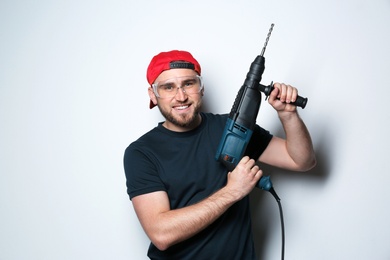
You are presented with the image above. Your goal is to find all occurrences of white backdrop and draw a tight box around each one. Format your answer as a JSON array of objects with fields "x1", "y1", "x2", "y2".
[{"x1": 1, "y1": 0, "x2": 389, "y2": 259}]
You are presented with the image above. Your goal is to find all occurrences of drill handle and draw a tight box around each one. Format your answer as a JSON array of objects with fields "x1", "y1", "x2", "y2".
[{"x1": 259, "y1": 82, "x2": 308, "y2": 109}]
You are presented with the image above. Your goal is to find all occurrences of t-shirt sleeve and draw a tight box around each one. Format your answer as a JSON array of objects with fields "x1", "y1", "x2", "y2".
[
  {"x1": 123, "y1": 145, "x2": 166, "y2": 200},
  {"x1": 244, "y1": 125, "x2": 273, "y2": 160}
]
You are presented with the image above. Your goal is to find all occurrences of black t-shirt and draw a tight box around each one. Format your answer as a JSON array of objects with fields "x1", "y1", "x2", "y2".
[{"x1": 124, "y1": 112, "x2": 272, "y2": 259}]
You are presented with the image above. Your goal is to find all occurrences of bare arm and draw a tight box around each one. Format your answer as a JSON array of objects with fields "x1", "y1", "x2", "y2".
[
  {"x1": 259, "y1": 83, "x2": 316, "y2": 171},
  {"x1": 132, "y1": 156, "x2": 262, "y2": 251}
]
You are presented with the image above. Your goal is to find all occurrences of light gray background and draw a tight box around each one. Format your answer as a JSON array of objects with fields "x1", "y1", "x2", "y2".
[{"x1": 1, "y1": 0, "x2": 389, "y2": 259}]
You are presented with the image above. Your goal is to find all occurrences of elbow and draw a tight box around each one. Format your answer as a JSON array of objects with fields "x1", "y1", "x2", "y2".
[
  {"x1": 153, "y1": 242, "x2": 170, "y2": 252},
  {"x1": 149, "y1": 233, "x2": 175, "y2": 251},
  {"x1": 290, "y1": 152, "x2": 317, "y2": 172},
  {"x1": 300, "y1": 154, "x2": 317, "y2": 172}
]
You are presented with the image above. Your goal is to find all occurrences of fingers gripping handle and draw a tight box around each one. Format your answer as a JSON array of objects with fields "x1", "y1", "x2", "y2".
[
  {"x1": 224, "y1": 162, "x2": 276, "y2": 194},
  {"x1": 259, "y1": 82, "x2": 308, "y2": 109}
]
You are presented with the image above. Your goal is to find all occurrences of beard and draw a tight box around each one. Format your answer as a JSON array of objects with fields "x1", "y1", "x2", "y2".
[{"x1": 158, "y1": 100, "x2": 202, "y2": 129}]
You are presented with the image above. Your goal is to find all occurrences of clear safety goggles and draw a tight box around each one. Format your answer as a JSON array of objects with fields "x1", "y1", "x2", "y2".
[{"x1": 152, "y1": 75, "x2": 204, "y2": 99}]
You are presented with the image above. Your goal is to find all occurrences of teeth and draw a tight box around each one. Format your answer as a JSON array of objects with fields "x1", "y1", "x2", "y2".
[{"x1": 176, "y1": 105, "x2": 188, "y2": 110}]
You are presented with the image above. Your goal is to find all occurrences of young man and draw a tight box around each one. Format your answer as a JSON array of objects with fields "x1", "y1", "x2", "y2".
[{"x1": 124, "y1": 50, "x2": 316, "y2": 259}]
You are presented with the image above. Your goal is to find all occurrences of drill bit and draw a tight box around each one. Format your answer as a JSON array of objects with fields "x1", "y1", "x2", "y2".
[{"x1": 260, "y1": 23, "x2": 274, "y2": 56}]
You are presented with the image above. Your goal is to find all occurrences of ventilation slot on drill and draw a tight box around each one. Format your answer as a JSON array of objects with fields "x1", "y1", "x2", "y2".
[{"x1": 233, "y1": 123, "x2": 247, "y2": 134}]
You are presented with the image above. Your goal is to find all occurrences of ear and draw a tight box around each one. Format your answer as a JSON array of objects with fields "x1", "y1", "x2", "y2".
[{"x1": 148, "y1": 87, "x2": 158, "y2": 106}]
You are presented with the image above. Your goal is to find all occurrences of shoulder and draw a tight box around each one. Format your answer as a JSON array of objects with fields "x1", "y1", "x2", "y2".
[
  {"x1": 123, "y1": 126, "x2": 162, "y2": 162},
  {"x1": 201, "y1": 112, "x2": 228, "y2": 126},
  {"x1": 126, "y1": 126, "x2": 162, "y2": 148}
]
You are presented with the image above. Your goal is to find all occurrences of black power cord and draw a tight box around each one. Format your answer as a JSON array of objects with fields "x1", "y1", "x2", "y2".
[{"x1": 269, "y1": 188, "x2": 285, "y2": 260}]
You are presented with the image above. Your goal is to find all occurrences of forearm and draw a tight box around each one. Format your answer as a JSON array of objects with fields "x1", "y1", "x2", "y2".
[
  {"x1": 139, "y1": 186, "x2": 240, "y2": 251},
  {"x1": 133, "y1": 157, "x2": 261, "y2": 251},
  {"x1": 278, "y1": 111, "x2": 316, "y2": 170}
]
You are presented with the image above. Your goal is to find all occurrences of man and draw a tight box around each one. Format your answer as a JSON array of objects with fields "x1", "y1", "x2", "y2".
[{"x1": 124, "y1": 50, "x2": 316, "y2": 259}]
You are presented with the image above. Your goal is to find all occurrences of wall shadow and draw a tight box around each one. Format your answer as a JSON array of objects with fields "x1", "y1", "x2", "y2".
[{"x1": 250, "y1": 123, "x2": 333, "y2": 259}]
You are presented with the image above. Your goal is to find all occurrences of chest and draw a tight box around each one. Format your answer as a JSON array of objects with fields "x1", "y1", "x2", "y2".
[{"x1": 155, "y1": 133, "x2": 227, "y2": 208}]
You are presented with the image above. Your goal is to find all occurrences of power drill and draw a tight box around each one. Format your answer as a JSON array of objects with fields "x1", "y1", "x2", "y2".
[{"x1": 215, "y1": 24, "x2": 307, "y2": 197}]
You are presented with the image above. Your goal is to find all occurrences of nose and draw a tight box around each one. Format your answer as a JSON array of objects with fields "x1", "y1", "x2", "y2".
[{"x1": 174, "y1": 87, "x2": 188, "y2": 101}]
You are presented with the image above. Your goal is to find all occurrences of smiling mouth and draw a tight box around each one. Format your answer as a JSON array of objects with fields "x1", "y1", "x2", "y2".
[{"x1": 174, "y1": 105, "x2": 190, "y2": 110}]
